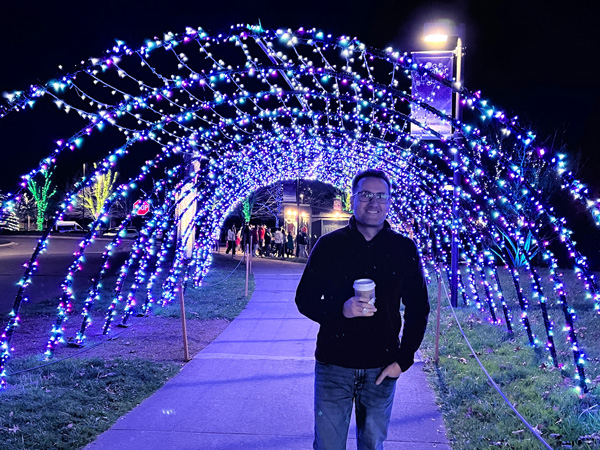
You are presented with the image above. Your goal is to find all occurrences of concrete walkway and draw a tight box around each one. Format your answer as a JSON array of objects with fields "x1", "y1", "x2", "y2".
[{"x1": 86, "y1": 257, "x2": 450, "y2": 449}]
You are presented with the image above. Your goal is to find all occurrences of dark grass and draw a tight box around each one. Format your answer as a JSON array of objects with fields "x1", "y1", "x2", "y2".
[
  {"x1": 152, "y1": 253, "x2": 254, "y2": 320},
  {"x1": 0, "y1": 357, "x2": 179, "y2": 450},
  {"x1": 421, "y1": 265, "x2": 600, "y2": 449},
  {"x1": 16, "y1": 252, "x2": 253, "y2": 321},
  {"x1": 0, "y1": 252, "x2": 254, "y2": 450}
]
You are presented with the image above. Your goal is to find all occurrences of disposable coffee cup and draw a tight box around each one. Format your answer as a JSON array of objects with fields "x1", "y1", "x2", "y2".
[{"x1": 353, "y1": 279, "x2": 376, "y2": 305}]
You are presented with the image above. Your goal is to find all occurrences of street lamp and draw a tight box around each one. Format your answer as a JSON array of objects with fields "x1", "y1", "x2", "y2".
[
  {"x1": 413, "y1": 20, "x2": 464, "y2": 307},
  {"x1": 420, "y1": 20, "x2": 464, "y2": 129}
]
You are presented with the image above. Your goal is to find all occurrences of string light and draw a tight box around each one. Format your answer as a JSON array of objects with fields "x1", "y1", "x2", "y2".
[{"x1": 0, "y1": 25, "x2": 595, "y2": 393}]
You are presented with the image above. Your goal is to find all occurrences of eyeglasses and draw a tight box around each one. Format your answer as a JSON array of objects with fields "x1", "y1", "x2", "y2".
[{"x1": 353, "y1": 191, "x2": 391, "y2": 204}]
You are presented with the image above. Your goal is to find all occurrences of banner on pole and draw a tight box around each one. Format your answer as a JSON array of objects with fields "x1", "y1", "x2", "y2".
[{"x1": 410, "y1": 51, "x2": 454, "y2": 139}]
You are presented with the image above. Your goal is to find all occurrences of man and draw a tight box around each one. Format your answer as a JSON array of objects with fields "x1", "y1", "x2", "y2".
[{"x1": 295, "y1": 169, "x2": 430, "y2": 450}]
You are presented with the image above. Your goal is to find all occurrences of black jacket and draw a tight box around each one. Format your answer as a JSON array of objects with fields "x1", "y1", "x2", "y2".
[{"x1": 295, "y1": 217, "x2": 430, "y2": 372}]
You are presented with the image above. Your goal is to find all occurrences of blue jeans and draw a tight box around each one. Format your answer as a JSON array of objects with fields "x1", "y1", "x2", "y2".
[{"x1": 314, "y1": 362, "x2": 397, "y2": 450}]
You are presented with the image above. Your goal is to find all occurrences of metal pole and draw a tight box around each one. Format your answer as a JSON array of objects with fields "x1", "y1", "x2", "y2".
[
  {"x1": 82, "y1": 163, "x2": 86, "y2": 225},
  {"x1": 450, "y1": 154, "x2": 459, "y2": 308},
  {"x1": 450, "y1": 37, "x2": 463, "y2": 308},
  {"x1": 453, "y1": 38, "x2": 462, "y2": 122},
  {"x1": 296, "y1": 178, "x2": 301, "y2": 257},
  {"x1": 179, "y1": 285, "x2": 190, "y2": 362}
]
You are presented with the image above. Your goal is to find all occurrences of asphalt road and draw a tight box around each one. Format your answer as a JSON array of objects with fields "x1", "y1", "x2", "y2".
[{"x1": 0, "y1": 234, "x2": 132, "y2": 315}]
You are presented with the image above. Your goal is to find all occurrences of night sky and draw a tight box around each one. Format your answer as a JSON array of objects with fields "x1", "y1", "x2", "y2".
[{"x1": 2, "y1": 0, "x2": 600, "y2": 191}]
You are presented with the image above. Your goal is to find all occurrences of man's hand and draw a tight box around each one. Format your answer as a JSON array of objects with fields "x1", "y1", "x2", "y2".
[
  {"x1": 375, "y1": 362, "x2": 402, "y2": 385},
  {"x1": 343, "y1": 296, "x2": 377, "y2": 318}
]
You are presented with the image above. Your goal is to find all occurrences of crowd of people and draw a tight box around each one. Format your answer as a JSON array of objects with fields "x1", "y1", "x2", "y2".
[{"x1": 224, "y1": 223, "x2": 309, "y2": 259}]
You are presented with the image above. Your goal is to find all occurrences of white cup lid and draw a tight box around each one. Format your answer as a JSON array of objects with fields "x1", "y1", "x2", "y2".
[{"x1": 353, "y1": 278, "x2": 375, "y2": 291}]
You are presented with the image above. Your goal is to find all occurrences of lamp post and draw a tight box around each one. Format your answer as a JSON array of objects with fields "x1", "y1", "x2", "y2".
[
  {"x1": 82, "y1": 162, "x2": 86, "y2": 226},
  {"x1": 296, "y1": 178, "x2": 301, "y2": 238},
  {"x1": 415, "y1": 20, "x2": 464, "y2": 307},
  {"x1": 450, "y1": 35, "x2": 463, "y2": 309}
]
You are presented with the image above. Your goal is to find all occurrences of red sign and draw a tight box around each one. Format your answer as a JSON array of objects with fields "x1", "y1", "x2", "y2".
[{"x1": 133, "y1": 200, "x2": 150, "y2": 216}]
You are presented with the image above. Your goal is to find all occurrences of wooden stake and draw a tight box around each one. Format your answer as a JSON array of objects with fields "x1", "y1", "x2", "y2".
[
  {"x1": 179, "y1": 286, "x2": 190, "y2": 362},
  {"x1": 434, "y1": 267, "x2": 442, "y2": 366},
  {"x1": 248, "y1": 237, "x2": 253, "y2": 274}
]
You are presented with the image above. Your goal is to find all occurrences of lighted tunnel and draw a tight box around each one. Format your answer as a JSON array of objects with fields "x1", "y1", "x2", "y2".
[{"x1": 0, "y1": 25, "x2": 598, "y2": 391}]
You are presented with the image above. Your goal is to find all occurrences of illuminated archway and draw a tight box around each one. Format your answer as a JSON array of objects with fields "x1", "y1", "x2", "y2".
[{"x1": 0, "y1": 25, "x2": 598, "y2": 391}]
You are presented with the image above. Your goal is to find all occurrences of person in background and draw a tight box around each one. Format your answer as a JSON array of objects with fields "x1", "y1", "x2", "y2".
[
  {"x1": 225, "y1": 225, "x2": 236, "y2": 256},
  {"x1": 258, "y1": 224, "x2": 266, "y2": 256},
  {"x1": 263, "y1": 227, "x2": 272, "y2": 257},
  {"x1": 296, "y1": 229, "x2": 302, "y2": 257},
  {"x1": 241, "y1": 224, "x2": 250, "y2": 253},
  {"x1": 286, "y1": 230, "x2": 295, "y2": 258},
  {"x1": 251, "y1": 224, "x2": 259, "y2": 256},
  {"x1": 274, "y1": 228, "x2": 285, "y2": 258},
  {"x1": 297, "y1": 229, "x2": 309, "y2": 258},
  {"x1": 295, "y1": 168, "x2": 430, "y2": 450}
]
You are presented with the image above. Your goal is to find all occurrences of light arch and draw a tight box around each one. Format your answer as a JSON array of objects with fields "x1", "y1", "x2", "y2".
[{"x1": 0, "y1": 24, "x2": 597, "y2": 391}]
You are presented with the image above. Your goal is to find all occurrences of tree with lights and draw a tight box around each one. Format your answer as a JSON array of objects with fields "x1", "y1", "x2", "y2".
[
  {"x1": 27, "y1": 170, "x2": 57, "y2": 231},
  {"x1": 242, "y1": 197, "x2": 254, "y2": 224},
  {"x1": 0, "y1": 193, "x2": 19, "y2": 231},
  {"x1": 76, "y1": 164, "x2": 119, "y2": 221}
]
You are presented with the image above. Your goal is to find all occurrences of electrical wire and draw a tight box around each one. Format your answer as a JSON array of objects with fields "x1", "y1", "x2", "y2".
[
  {"x1": 198, "y1": 252, "x2": 246, "y2": 287},
  {"x1": 8, "y1": 251, "x2": 246, "y2": 377},
  {"x1": 6, "y1": 328, "x2": 129, "y2": 377},
  {"x1": 9, "y1": 250, "x2": 247, "y2": 379},
  {"x1": 440, "y1": 279, "x2": 554, "y2": 450}
]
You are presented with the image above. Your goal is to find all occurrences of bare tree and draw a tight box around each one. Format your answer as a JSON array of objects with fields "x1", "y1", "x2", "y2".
[
  {"x1": 301, "y1": 180, "x2": 344, "y2": 209},
  {"x1": 247, "y1": 180, "x2": 345, "y2": 225},
  {"x1": 250, "y1": 183, "x2": 284, "y2": 224},
  {"x1": 17, "y1": 192, "x2": 37, "y2": 230}
]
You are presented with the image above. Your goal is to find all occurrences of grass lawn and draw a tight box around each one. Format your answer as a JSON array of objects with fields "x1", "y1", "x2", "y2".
[
  {"x1": 421, "y1": 265, "x2": 600, "y2": 449},
  {"x1": 4, "y1": 251, "x2": 599, "y2": 449},
  {"x1": 0, "y1": 253, "x2": 254, "y2": 450}
]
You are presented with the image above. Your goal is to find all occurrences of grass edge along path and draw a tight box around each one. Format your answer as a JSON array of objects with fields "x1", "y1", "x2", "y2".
[
  {"x1": 420, "y1": 270, "x2": 600, "y2": 450},
  {"x1": 0, "y1": 253, "x2": 254, "y2": 450}
]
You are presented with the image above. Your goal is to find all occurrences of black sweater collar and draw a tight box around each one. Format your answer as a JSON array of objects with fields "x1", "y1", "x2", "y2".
[{"x1": 347, "y1": 216, "x2": 392, "y2": 242}]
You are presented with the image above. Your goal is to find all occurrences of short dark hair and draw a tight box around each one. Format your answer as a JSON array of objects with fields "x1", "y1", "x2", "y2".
[{"x1": 351, "y1": 169, "x2": 391, "y2": 194}]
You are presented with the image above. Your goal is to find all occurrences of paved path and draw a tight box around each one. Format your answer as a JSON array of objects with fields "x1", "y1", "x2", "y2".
[{"x1": 86, "y1": 257, "x2": 450, "y2": 449}]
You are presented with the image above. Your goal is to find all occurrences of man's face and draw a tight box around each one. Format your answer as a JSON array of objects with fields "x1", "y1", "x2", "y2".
[{"x1": 352, "y1": 177, "x2": 390, "y2": 228}]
